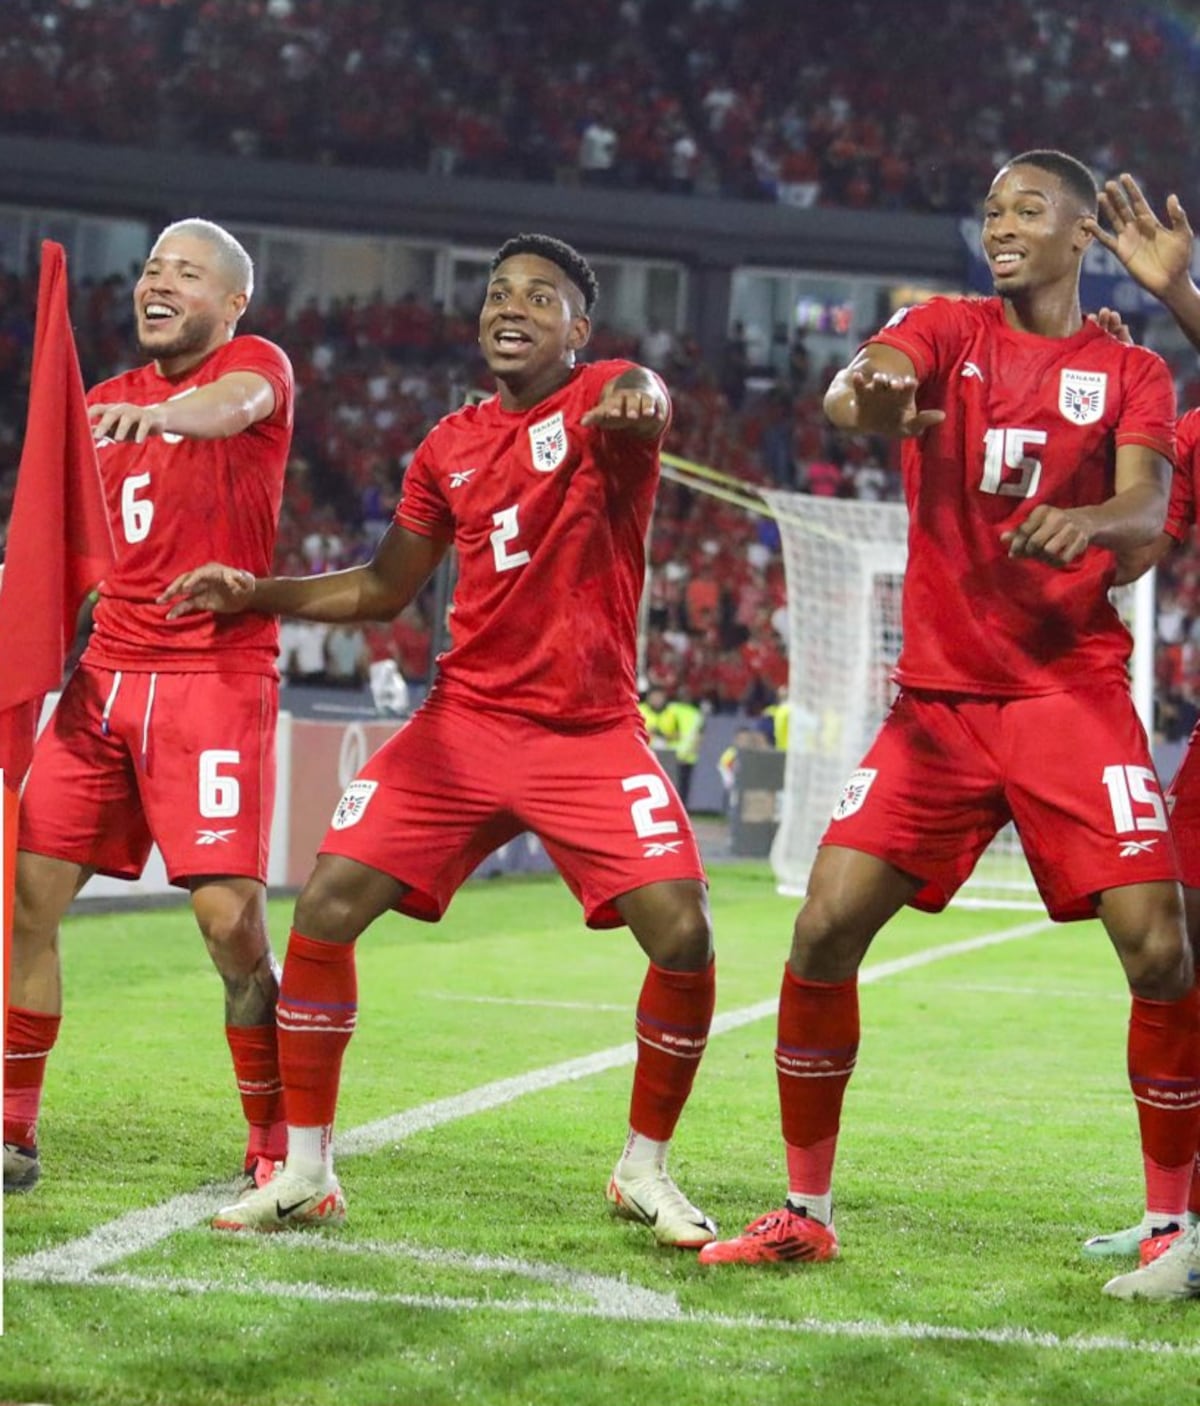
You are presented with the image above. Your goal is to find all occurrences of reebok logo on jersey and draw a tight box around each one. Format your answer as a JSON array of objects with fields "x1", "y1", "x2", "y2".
[
  {"x1": 331, "y1": 779, "x2": 378, "y2": 830},
  {"x1": 196, "y1": 829, "x2": 236, "y2": 845},
  {"x1": 832, "y1": 768, "x2": 877, "y2": 820},
  {"x1": 961, "y1": 361, "x2": 984, "y2": 380},
  {"x1": 643, "y1": 840, "x2": 684, "y2": 858},
  {"x1": 1118, "y1": 838, "x2": 1159, "y2": 858},
  {"x1": 449, "y1": 469, "x2": 477, "y2": 488}
]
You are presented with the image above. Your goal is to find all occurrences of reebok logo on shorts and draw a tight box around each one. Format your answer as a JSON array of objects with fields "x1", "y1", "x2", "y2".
[
  {"x1": 196, "y1": 828, "x2": 236, "y2": 845},
  {"x1": 832, "y1": 768, "x2": 877, "y2": 821},
  {"x1": 644, "y1": 840, "x2": 684, "y2": 858},
  {"x1": 1118, "y1": 838, "x2": 1159, "y2": 858},
  {"x1": 332, "y1": 780, "x2": 378, "y2": 830}
]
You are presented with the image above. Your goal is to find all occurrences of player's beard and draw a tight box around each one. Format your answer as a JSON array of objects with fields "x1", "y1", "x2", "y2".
[{"x1": 136, "y1": 309, "x2": 220, "y2": 362}]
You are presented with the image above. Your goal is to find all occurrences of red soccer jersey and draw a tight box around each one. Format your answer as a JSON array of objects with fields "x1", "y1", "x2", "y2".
[
  {"x1": 872, "y1": 296, "x2": 1175, "y2": 695},
  {"x1": 1164, "y1": 407, "x2": 1200, "y2": 543},
  {"x1": 395, "y1": 359, "x2": 662, "y2": 726},
  {"x1": 83, "y1": 336, "x2": 294, "y2": 675}
]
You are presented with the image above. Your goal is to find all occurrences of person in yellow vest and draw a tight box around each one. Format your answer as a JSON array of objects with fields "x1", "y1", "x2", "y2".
[
  {"x1": 638, "y1": 684, "x2": 677, "y2": 749},
  {"x1": 763, "y1": 685, "x2": 790, "y2": 751},
  {"x1": 665, "y1": 690, "x2": 705, "y2": 807}
]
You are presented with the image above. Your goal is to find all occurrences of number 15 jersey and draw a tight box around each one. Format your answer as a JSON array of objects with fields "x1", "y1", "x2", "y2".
[
  {"x1": 872, "y1": 296, "x2": 1175, "y2": 696},
  {"x1": 396, "y1": 359, "x2": 663, "y2": 728}
]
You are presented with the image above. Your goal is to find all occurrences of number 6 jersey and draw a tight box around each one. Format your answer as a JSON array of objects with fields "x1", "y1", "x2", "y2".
[
  {"x1": 83, "y1": 335, "x2": 294, "y2": 677},
  {"x1": 872, "y1": 296, "x2": 1175, "y2": 696},
  {"x1": 396, "y1": 359, "x2": 664, "y2": 727}
]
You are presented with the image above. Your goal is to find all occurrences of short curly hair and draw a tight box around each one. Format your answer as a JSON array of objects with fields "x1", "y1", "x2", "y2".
[
  {"x1": 1000, "y1": 149, "x2": 1098, "y2": 211},
  {"x1": 490, "y1": 233, "x2": 599, "y2": 312}
]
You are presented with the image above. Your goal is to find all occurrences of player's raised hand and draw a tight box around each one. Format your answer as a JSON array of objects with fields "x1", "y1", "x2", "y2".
[
  {"x1": 1001, "y1": 504, "x2": 1090, "y2": 567},
  {"x1": 1085, "y1": 173, "x2": 1194, "y2": 299},
  {"x1": 580, "y1": 385, "x2": 669, "y2": 438},
  {"x1": 848, "y1": 370, "x2": 945, "y2": 438},
  {"x1": 88, "y1": 401, "x2": 170, "y2": 444},
  {"x1": 1089, "y1": 306, "x2": 1135, "y2": 345},
  {"x1": 159, "y1": 562, "x2": 256, "y2": 618}
]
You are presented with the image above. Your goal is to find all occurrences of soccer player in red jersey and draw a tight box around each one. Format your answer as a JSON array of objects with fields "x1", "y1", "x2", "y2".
[
  {"x1": 1067, "y1": 173, "x2": 1200, "y2": 1299},
  {"x1": 164, "y1": 234, "x2": 718, "y2": 1247},
  {"x1": 697, "y1": 151, "x2": 1200, "y2": 1292},
  {"x1": 3, "y1": 220, "x2": 293, "y2": 1195}
]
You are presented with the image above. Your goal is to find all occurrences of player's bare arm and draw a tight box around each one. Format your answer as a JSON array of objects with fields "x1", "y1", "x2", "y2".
[
  {"x1": 823, "y1": 343, "x2": 945, "y2": 437},
  {"x1": 579, "y1": 366, "x2": 669, "y2": 439},
  {"x1": 1086, "y1": 173, "x2": 1200, "y2": 351},
  {"x1": 88, "y1": 371, "x2": 276, "y2": 444},
  {"x1": 160, "y1": 524, "x2": 446, "y2": 623},
  {"x1": 1112, "y1": 531, "x2": 1174, "y2": 587},
  {"x1": 1002, "y1": 443, "x2": 1171, "y2": 567}
]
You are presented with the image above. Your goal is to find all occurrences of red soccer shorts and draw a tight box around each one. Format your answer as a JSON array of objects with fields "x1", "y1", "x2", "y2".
[
  {"x1": 821, "y1": 686, "x2": 1179, "y2": 921},
  {"x1": 1166, "y1": 725, "x2": 1200, "y2": 891},
  {"x1": 318, "y1": 695, "x2": 706, "y2": 927},
  {"x1": 21, "y1": 663, "x2": 277, "y2": 886}
]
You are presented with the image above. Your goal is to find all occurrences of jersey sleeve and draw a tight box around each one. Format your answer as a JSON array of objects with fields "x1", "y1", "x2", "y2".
[
  {"x1": 1165, "y1": 409, "x2": 1200, "y2": 542},
  {"x1": 868, "y1": 297, "x2": 968, "y2": 381},
  {"x1": 1114, "y1": 347, "x2": 1175, "y2": 461},
  {"x1": 226, "y1": 335, "x2": 295, "y2": 430},
  {"x1": 394, "y1": 436, "x2": 453, "y2": 539}
]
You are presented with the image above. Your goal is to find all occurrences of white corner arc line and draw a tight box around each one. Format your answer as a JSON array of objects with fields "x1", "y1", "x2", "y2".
[{"x1": 9, "y1": 917, "x2": 1050, "y2": 1286}]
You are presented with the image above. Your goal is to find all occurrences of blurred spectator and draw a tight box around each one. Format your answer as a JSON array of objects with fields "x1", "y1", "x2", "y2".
[
  {"x1": 325, "y1": 623, "x2": 370, "y2": 688},
  {"x1": 280, "y1": 619, "x2": 329, "y2": 685}
]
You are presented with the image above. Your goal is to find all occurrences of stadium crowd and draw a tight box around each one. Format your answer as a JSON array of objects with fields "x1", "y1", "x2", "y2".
[{"x1": 0, "y1": 0, "x2": 1197, "y2": 215}]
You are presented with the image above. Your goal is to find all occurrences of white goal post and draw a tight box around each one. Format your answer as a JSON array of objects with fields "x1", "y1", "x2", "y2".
[{"x1": 760, "y1": 490, "x2": 1155, "y2": 911}]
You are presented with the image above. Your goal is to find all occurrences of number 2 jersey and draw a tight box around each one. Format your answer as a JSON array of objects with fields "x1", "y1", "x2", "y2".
[
  {"x1": 82, "y1": 335, "x2": 295, "y2": 676},
  {"x1": 395, "y1": 359, "x2": 662, "y2": 727},
  {"x1": 872, "y1": 296, "x2": 1175, "y2": 695}
]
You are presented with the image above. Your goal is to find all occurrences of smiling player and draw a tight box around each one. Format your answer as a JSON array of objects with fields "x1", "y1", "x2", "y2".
[
  {"x1": 698, "y1": 152, "x2": 1200, "y2": 1293},
  {"x1": 164, "y1": 233, "x2": 719, "y2": 1248},
  {"x1": 5, "y1": 219, "x2": 294, "y2": 1194}
]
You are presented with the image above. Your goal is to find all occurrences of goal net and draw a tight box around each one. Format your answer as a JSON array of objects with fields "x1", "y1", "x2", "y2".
[{"x1": 760, "y1": 491, "x2": 1151, "y2": 911}]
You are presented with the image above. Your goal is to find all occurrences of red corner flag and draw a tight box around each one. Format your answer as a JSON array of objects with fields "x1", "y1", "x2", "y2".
[{"x1": 0, "y1": 240, "x2": 114, "y2": 786}]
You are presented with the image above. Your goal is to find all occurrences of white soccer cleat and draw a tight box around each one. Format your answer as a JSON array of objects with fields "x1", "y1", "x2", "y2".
[
  {"x1": 606, "y1": 1163, "x2": 717, "y2": 1248},
  {"x1": 212, "y1": 1165, "x2": 346, "y2": 1233},
  {"x1": 3, "y1": 1142, "x2": 41, "y2": 1194},
  {"x1": 1102, "y1": 1223, "x2": 1200, "y2": 1300}
]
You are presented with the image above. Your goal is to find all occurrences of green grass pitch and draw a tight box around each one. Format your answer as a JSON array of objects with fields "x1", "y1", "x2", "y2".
[{"x1": 3, "y1": 863, "x2": 1198, "y2": 1404}]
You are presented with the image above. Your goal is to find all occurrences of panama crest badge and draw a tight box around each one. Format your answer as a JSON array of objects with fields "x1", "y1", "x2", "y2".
[
  {"x1": 831, "y1": 768, "x2": 877, "y2": 821},
  {"x1": 1058, "y1": 369, "x2": 1107, "y2": 426},
  {"x1": 331, "y1": 779, "x2": 378, "y2": 831},
  {"x1": 529, "y1": 411, "x2": 568, "y2": 472}
]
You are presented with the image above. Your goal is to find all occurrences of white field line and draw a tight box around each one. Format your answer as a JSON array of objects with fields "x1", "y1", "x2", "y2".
[
  {"x1": 10, "y1": 919, "x2": 1056, "y2": 1300},
  {"x1": 17, "y1": 1228, "x2": 1200, "y2": 1358}
]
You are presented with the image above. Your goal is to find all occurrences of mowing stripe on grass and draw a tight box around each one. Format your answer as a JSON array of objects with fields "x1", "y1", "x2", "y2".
[
  {"x1": 429, "y1": 993, "x2": 628, "y2": 1012},
  {"x1": 9, "y1": 916, "x2": 1050, "y2": 1285}
]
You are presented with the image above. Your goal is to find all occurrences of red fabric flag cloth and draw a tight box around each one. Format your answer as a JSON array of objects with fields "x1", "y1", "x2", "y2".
[{"x1": 0, "y1": 240, "x2": 114, "y2": 786}]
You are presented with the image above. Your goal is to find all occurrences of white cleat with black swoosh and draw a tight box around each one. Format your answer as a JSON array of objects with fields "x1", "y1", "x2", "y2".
[
  {"x1": 606, "y1": 1163, "x2": 716, "y2": 1248},
  {"x1": 212, "y1": 1165, "x2": 347, "y2": 1232}
]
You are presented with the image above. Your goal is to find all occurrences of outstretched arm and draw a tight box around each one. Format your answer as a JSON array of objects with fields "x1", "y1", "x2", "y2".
[
  {"x1": 89, "y1": 371, "x2": 278, "y2": 443},
  {"x1": 1085, "y1": 173, "x2": 1200, "y2": 352},
  {"x1": 823, "y1": 342, "x2": 945, "y2": 438},
  {"x1": 579, "y1": 365, "x2": 669, "y2": 439},
  {"x1": 160, "y1": 523, "x2": 448, "y2": 623}
]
